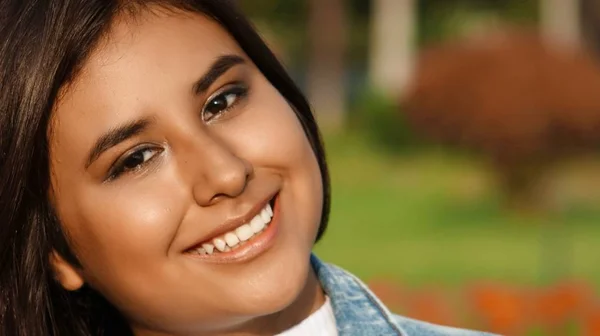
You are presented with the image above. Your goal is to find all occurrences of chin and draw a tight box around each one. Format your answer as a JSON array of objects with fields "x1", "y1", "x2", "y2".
[{"x1": 235, "y1": 248, "x2": 313, "y2": 317}]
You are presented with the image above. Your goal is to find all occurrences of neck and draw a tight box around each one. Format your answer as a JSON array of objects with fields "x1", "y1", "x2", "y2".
[{"x1": 256, "y1": 267, "x2": 325, "y2": 335}]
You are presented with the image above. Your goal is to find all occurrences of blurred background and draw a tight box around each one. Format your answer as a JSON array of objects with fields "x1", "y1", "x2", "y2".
[{"x1": 239, "y1": 0, "x2": 600, "y2": 334}]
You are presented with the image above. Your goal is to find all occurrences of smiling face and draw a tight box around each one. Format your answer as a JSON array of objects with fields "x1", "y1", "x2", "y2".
[{"x1": 49, "y1": 7, "x2": 324, "y2": 335}]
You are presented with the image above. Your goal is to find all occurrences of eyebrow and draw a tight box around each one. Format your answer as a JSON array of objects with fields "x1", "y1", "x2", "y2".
[
  {"x1": 85, "y1": 118, "x2": 152, "y2": 168},
  {"x1": 193, "y1": 54, "x2": 246, "y2": 95},
  {"x1": 84, "y1": 55, "x2": 245, "y2": 169}
]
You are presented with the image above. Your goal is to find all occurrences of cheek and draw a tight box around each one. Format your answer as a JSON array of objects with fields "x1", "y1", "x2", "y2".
[
  {"x1": 219, "y1": 83, "x2": 324, "y2": 235},
  {"x1": 57, "y1": 172, "x2": 187, "y2": 279},
  {"x1": 223, "y1": 81, "x2": 320, "y2": 176}
]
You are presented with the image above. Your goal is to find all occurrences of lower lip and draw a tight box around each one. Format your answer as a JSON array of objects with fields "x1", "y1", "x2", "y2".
[{"x1": 187, "y1": 194, "x2": 280, "y2": 264}]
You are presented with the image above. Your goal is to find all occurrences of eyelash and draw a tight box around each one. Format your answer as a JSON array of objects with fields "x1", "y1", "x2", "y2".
[
  {"x1": 201, "y1": 82, "x2": 249, "y2": 122},
  {"x1": 106, "y1": 145, "x2": 163, "y2": 181},
  {"x1": 105, "y1": 83, "x2": 249, "y2": 181}
]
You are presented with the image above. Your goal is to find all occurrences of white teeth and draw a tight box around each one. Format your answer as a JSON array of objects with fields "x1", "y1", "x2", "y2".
[
  {"x1": 235, "y1": 224, "x2": 254, "y2": 241},
  {"x1": 213, "y1": 238, "x2": 227, "y2": 252},
  {"x1": 249, "y1": 216, "x2": 266, "y2": 233},
  {"x1": 224, "y1": 232, "x2": 240, "y2": 247},
  {"x1": 202, "y1": 243, "x2": 214, "y2": 254},
  {"x1": 194, "y1": 203, "x2": 274, "y2": 255},
  {"x1": 266, "y1": 203, "x2": 273, "y2": 217},
  {"x1": 260, "y1": 209, "x2": 270, "y2": 223}
]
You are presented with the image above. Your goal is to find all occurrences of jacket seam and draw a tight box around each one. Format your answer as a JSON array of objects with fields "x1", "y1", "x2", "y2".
[{"x1": 347, "y1": 275, "x2": 407, "y2": 336}]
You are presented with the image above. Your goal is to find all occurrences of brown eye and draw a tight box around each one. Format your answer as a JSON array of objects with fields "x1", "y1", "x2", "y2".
[
  {"x1": 108, "y1": 147, "x2": 162, "y2": 180},
  {"x1": 202, "y1": 85, "x2": 248, "y2": 121},
  {"x1": 205, "y1": 95, "x2": 230, "y2": 114},
  {"x1": 122, "y1": 150, "x2": 147, "y2": 170}
]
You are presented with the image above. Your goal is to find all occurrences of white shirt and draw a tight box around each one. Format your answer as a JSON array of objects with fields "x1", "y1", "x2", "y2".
[{"x1": 276, "y1": 296, "x2": 338, "y2": 336}]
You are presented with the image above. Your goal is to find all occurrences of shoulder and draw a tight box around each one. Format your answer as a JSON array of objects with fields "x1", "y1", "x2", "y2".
[{"x1": 392, "y1": 314, "x2": 496, "y2": 336}]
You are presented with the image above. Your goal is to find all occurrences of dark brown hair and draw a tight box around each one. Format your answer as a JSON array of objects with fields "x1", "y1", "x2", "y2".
[{"x1": 0, "y1": 1, "x2": 330, "y2": 334}]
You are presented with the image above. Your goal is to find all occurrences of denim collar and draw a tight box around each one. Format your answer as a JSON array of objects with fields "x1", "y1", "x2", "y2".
[{"x1": 311, "y1": 254, "x2": 406, "y2": 336}]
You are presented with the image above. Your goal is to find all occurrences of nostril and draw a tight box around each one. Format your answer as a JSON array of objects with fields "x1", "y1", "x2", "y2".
[{"x1": 208, "y1": 193, "x2": 229, "y2": 205}]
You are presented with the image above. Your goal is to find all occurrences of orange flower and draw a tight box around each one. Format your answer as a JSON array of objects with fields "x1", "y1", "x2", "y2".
[
  {"x1": 405, "y1": 289, "x2": 458, "y2": 327},
  {"x1": 466, "y1": 283, "x2": 530, "y2": 335},
  {"x1": 582, "y1": 304, "x2": 600, "y2": 336},
  {"x1": 368, "y1": 278, "x2": 405, "y2": 311},
  {"x1": 534, "y1": 281, "x2": 593, "y2": 327}
]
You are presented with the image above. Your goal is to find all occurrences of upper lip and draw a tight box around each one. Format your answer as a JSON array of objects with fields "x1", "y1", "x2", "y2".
[{"x1": 183, "y1": 192, "x2": 276, "y2": 252}]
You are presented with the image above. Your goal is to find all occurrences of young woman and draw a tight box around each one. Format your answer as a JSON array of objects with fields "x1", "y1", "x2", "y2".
[{"x1": 0, "y1": 1, "x2": 493, "y2": 335}]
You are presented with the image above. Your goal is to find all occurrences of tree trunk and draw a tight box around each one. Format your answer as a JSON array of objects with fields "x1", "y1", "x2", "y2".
[
  {"x1": 581, "y1": 0, "x2": 600, "y2": 56},
  {"x1": 368, "y1": 0, "x2": 416, "y2": 99},
  {"x1": 307, "y1": 0, "x2": 348, "y2": 130},
  {"x1": 540, "y1": 0, "x2": 582, "y2": 49}
]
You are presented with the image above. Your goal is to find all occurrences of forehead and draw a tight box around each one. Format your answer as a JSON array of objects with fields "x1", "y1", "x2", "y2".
[
  {"x1": 52, "y1": 8, "x2": 244, "y2": 164},
  {"x1": 65, "y1": 8, "x2": 242, "y2": 110}
]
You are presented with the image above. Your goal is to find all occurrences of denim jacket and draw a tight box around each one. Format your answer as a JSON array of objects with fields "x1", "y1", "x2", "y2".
[{"x1": 311, "y1": 255, "x2": 497, "y2": 336}]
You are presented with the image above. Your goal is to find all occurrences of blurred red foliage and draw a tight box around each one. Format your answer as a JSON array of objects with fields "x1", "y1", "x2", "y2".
[
  {"x1": 582, "y1": 304, "x2": 600, "y2": 336},
  {"x1": 405, "y1": 288, "x2": 457, "y2": 327},
  {"x1": 467, "y1": 283, "x2": 531, "y2": 335},
  {"x1": 403, "y1": 28, "x2": 600, "y2": 210},
  {"x1": 368, "y1": 278, "x2": 406, "y2": 309},
  {"x1": 368, "y1": 279, "x2": 600, "y2": 335},
  {"x1": 534, "y1": 281, "x2": 594, "y2": 328}
]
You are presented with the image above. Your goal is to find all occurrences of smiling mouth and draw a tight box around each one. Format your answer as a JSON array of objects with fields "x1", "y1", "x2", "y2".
[{"x1": 186, "y1": 196, "x2": 277, "y2": 257}]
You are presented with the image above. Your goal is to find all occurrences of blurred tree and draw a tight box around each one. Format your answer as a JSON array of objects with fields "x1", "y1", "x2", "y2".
[
  {"x1": 581, "y1": 0, "x2": 600, "y2": 56},
  {"x1": 369, "y1": 0, "x2": 416, "y2": 99},
  {"x1": 306, "y1": 0, "x2": 348, "y2": 129},
  {"x1": 418, "y1": 0, "x2": 538, "y2": 46},
  {"x1": 237, "y1": 0, "x2": 308, "y2": 70},
  {"x1": 404, "y1": 30, "x2": 600, "y2": 211},
  {"x1": 540, "y1": 0, "x2": 582, "y2": 49}
]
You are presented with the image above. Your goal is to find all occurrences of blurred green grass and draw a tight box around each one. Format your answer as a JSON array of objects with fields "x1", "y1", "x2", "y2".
[{"x1": 313, "y1": 131, "x2": 600, "y2": 288}]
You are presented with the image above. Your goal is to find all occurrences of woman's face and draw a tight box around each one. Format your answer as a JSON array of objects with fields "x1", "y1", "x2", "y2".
[{"x1": 50, "y1": 8, "x2": 323, "y2": 334}]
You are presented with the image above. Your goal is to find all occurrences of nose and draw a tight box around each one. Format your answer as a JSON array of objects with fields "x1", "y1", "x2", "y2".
[{"x1": 187, "y1": 135, "x2": 253, "y2": 206}]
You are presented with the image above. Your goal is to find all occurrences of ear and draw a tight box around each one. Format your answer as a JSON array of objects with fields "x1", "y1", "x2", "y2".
[{"x1": 50, "y1": 251, "x2": 84, "y2": 291}]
